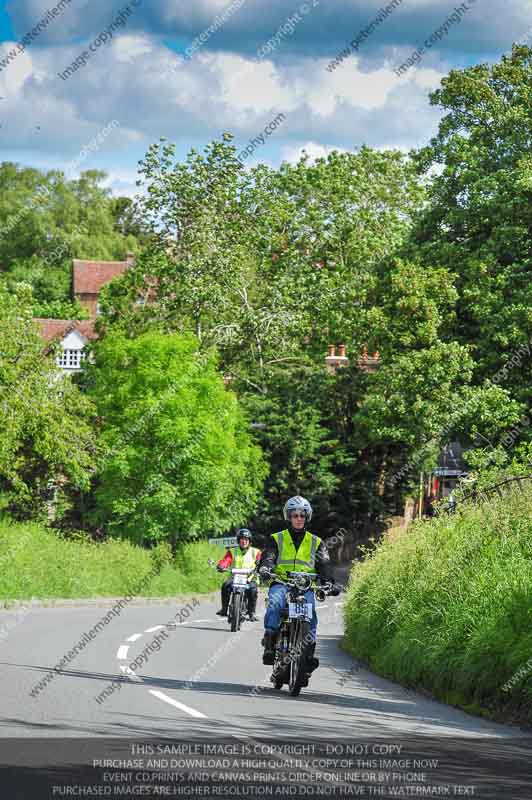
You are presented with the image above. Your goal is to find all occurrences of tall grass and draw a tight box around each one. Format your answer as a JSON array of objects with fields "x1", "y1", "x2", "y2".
[
  {"x1": 344, "y1": 485, "x2": 532, "y2": 724},
  {"x1": 0, "y1": 517, "x2": 225, "y2": 600}
]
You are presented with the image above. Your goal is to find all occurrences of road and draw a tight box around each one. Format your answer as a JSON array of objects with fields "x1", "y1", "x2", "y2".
[{"x1": 0, "y1": 591, "x2": 531, "y2": 797}]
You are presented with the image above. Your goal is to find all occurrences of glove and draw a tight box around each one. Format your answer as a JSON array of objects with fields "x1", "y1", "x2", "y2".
[
  {"x1": 216, "y1": 565, "x2": 224, "y2": 573},
  {"x1": 259, "y1": 566, "x2": 273, "y2": 580}
]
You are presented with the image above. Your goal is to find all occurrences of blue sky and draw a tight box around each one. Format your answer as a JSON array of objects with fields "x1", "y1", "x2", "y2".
[{"x1": 0, "y1": 0, "x2": 530, "y2": 196}]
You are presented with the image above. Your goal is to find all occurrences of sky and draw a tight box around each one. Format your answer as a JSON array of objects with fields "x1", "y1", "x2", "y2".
[{"x1": 0, "y1": 0, "x2": 530, "y2": 197}]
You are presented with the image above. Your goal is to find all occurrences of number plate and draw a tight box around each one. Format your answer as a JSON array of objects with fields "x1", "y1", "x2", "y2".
[
  {"x1": 288, "y1": 602, "x2": 313, "y2": 621},
  {"x1": 233, "y1": 574, "x2": 248, "y2": 587}
]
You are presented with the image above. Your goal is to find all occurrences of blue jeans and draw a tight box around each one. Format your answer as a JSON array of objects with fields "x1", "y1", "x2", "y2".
[{"x1": 264, "y1": 583, "x2": 318, "y2": 642}]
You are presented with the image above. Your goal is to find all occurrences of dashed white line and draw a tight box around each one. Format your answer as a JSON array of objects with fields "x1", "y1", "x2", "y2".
[
  {"x1": 145, "y1": 625, "x2": 165, "y2": 633},
  {"x1": 117, "y1": 645, "x2": 129, "y2": 660},
  {"x1": 126, "y1": 633, "x2": 143, "y2": 642},
  {"x1": 149, "y1": 690, "x2": 207, "y2": 719}
]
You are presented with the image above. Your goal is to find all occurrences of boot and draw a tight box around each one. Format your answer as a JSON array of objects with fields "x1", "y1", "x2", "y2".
[
  {"x1": 216, "y1": 597, "x2": 228, "y2": 616},
  {"x1": 262, "y1": 630, "x2": 276, "y2": 665},
  {"x1": 247, "y1": 594, "x2": 258, "y2": 621},
  {"x1": 305, "y1": 642, "x2": 319, "y2": 673}
]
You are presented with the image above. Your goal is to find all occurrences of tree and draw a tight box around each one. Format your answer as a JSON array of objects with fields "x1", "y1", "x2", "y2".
[
  {"x1": 0, "y1": 286, "x2": 96, "y2": 520},
  {"x1": 87, "y1": 330, "x2": 267, "y2": 545},
  {"x1": 0, "y1": 165, "x2": 140, "y2": 304},
  {"x1": 413, "y1": 45, "x2": 532, "y2": 411}
]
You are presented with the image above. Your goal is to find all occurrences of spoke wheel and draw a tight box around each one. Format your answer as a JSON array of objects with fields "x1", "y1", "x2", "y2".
[
  {"x1": 271, "y1": 627, "x2": 288, "y2": 689},
  {"x1": 289, "y1": 620, "x2": 309, "y2": 696},
  {"x1": 231, "y1": 593, "x2": 242, "y2": 632}
]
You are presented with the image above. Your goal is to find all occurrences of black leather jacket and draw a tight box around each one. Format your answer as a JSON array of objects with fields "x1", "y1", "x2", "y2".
[{"x1": 259, "y1": 527, "x2": 333, "y2": 583}]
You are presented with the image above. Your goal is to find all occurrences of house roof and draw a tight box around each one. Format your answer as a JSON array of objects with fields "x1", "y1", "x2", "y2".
[
  {"x1": 73, "y1": 259, "x2": 129, "y2": 295},
  {"x1": 33, "y1": 318, "x2": 97, "y2": 343}
]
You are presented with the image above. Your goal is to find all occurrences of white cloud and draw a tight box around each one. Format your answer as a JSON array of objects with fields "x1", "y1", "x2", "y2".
[
  {"x1": 0, "y1": 30, "x2": 446, "y2": 176},
  {"x1": 281, "y1": 141, "x2": 348, "y2": 164},
  {"x1": 0, "y1": 41, "x2": 33, "y2": 95},
  {"x1": 113, "y1": 34, "x2": 154, "y2": 64},
  {"x1": 101, "y1": 168, "x2": 141, "y2": 198}
]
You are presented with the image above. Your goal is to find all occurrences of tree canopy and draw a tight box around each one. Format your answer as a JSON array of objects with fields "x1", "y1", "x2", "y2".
[{"x1": 87, "y1": 330, "x2": 267, "y2": 545}]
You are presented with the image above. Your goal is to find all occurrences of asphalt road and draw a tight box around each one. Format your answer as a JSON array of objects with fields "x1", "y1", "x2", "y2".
[{"x1": 0, "y1": 590, "x2": 531, "y2": 797}]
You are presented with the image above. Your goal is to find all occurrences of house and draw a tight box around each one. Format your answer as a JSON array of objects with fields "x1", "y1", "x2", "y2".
[
  {"x1": 34, "y1": 253, "x2": 135, "y2": 372},
  {"x1": 324, "y1": 344, "x2": 380, "y2": 373},
  {"x1": 73, "y1": 253, "x2": 134, "y2": 317},
  {"x1": 34, "y1": 318, "x2": 98, "y2": 372}
]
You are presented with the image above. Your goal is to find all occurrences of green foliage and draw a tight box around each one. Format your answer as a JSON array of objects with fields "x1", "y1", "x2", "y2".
[
  {"x1": 0, "y1": 164, "x2": 139, "y2": 304},
  {"x1": 0, "y1": 517, "x2": 225, "y2": 599},
  {"x1": 87, "y1": 330, "x2": 267, "y2": 544},
  {"x1": 149, "y1": 541, "x2": 226, "y2": 596},
  {"x1": 243, "y1": 366, "x2": 347, "y2": 530},
  {"x1": 344, "y1": 484, "x2": 532, "y2": 723},
  {"x1": 0, "y1": 286, "x2": 96, "y2": 520},
  {"x1": 32, "y1": 297, "x2": 90, "y2": 320},
  {"x1": 413, "y1": 46, "x2": 532, "y2": 409}
]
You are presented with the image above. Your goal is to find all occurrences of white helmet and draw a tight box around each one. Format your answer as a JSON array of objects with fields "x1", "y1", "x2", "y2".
[{"x1": 283, "y1": 495, "x2": 313, "y2": 522}]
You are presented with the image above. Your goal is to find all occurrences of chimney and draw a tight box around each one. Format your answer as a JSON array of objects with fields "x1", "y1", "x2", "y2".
[
  {"x1": 325, "y1": 344, "x2": 348, "y2": 373},
  {"x1": 358, "y1": 346, "x2": 380, "y2": 373}
]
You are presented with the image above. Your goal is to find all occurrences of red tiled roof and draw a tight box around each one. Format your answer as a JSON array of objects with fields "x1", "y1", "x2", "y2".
[
  {"x1": 73, "y1": 259, "x2": 129, "y2": 295},
  {"x1": 34, "y1": 318, "x2": 97, "y2": 343}
]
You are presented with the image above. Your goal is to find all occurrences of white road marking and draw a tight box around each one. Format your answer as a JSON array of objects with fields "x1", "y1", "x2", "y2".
[
  {"x1": 193, "y1": 619, "x2": 211, "y2": 623},
  {"x1": 145, "y1": 625, "x2": 165, "y2": 633},
  {"x1": 126, "y1": 633, "x2": 143, "y2": 642},
  {"x1": 117, "y1": 645, "x2": 129, "y2": 660},
  {"x1": 149, "y1": 690, "x2": 207, "y2": 719},
  {"x1": 120, "y1": 665, "x2": 142, "y2": 682},
  {"x1": 335, "y1": 602, "x2": 344, "y2": 607}
]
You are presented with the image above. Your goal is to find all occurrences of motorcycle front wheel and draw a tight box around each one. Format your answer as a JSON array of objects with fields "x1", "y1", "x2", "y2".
[
  {"x1": 231, "y1": 592, "x2": 242, "y2": 632},
  {"x1": 288, "y1": 619, "x2": 309, "y2": 696}
]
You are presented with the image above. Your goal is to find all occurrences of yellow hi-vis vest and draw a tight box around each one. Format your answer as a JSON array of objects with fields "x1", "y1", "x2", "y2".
[
  {"x1": 271, "y1": 530, "x2": 321, "y2": 580},
  {"x1": 230, "y1": 546, "x2": 260, "y2": 583}
]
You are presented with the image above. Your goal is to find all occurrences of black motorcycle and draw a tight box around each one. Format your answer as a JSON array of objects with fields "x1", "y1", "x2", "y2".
[
  {"x1": 209, "y1": 560, "x2": 257, "y2": 632},
  {"x1": 268, "y1": 571, "x2": 332, "y2": 696}
]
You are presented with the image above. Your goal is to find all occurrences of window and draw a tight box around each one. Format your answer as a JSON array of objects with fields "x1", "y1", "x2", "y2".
[{"x1": 57, "y1": 348, "x2": 85, "y2": 370}]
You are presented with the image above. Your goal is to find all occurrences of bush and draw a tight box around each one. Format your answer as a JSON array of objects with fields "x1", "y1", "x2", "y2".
[{"x1": 343, "y1": 483, "x2": 532, "y2": 723}]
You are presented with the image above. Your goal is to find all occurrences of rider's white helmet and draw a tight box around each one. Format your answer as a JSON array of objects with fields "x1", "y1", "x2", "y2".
[{"x1": 283, "y1": 495, "x2": 313, "y2": 522}]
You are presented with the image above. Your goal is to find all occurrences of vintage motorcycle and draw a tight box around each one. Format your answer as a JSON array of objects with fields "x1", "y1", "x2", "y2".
[
  {"x1": 267, "y1": 571, "x2": 333, "y2": 696},
  {"x1": 208, "y1": 559, "x2": 257, "y2": 632}
]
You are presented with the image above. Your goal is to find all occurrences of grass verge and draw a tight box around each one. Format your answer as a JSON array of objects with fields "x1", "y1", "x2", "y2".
[
  {"x1": 344, "y1": 485, "x2": 532, "y2": 726},
  {"x1": 0, "y1": 517, "x2": 225, "y2": 601}
]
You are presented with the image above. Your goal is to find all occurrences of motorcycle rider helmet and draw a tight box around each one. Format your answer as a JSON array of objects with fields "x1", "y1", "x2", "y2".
[
  {"x1": 236, "y1": 528, "x2": 252, "y2": 544},
  {"x1": 283, "y1": 495, "x2": 313, "y2": 522}
]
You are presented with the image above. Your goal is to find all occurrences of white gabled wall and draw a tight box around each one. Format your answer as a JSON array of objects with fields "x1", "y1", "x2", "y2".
[{"x1": 57, "y1": 329, "x2": 89, "y2": 371}]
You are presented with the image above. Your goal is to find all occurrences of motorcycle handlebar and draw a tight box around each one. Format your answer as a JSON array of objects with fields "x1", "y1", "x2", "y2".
[{"x1": 261, "y1": 573, "x2": 337, "y2": 599}]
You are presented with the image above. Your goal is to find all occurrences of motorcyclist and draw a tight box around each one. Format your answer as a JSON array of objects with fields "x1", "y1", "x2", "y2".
[
  {"x1": 258, "y1": 495, "x2": 340, "y2": 672},
  {"x1": 216, "y1": 529, "x2": 261, "y2": 621}
]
